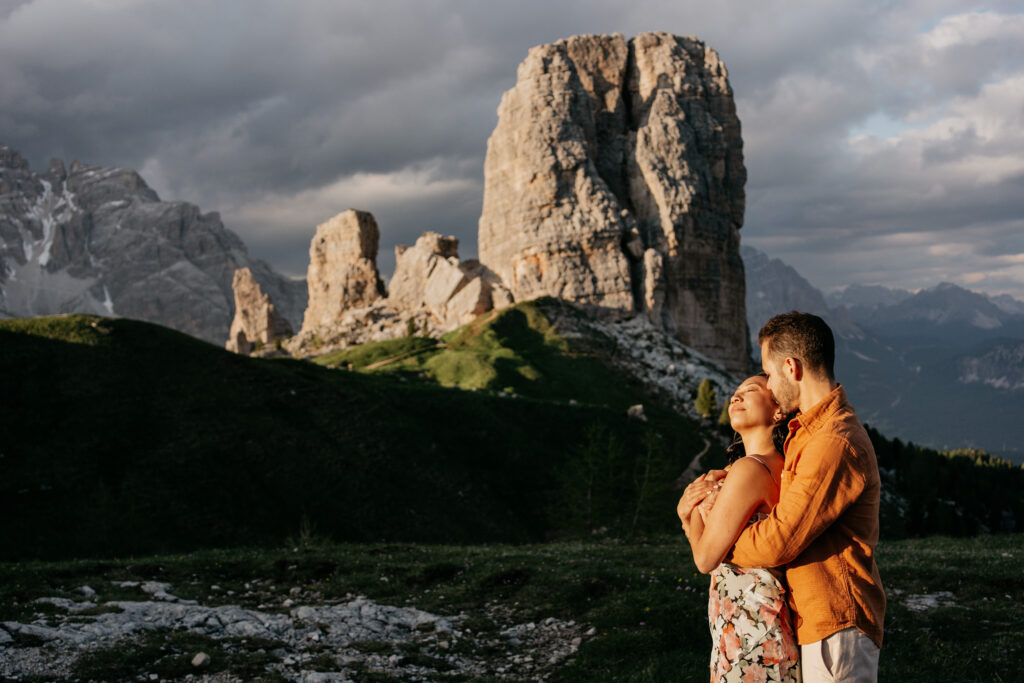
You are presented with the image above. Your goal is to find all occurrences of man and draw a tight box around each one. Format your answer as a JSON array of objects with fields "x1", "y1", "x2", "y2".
[{"x1": 711, "y1": 311, "x2": 886, "y2": 682}]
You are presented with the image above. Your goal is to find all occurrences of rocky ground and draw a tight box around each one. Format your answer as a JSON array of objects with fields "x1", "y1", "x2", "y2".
[
  {"x1": 539, "y1": 300, "x2": 740, "y2": 415},
  {"x1": 0, "y1": 580, "x2": 591, "y2": 681}
]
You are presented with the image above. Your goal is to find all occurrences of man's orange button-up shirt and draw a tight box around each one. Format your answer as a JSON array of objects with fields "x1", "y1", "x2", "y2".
[{"x1": 726, "y1": 385, "x2": 886, "y2": 649}]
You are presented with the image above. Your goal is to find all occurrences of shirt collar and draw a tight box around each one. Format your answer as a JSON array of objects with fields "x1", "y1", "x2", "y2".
[{"x1": 789, "y1": 384, "x2": 848, "y2": 436}]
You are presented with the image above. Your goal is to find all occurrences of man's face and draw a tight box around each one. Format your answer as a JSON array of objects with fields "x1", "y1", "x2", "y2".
[{"x1": 760, "y1": 341, "x2": 799, "y2": 413}]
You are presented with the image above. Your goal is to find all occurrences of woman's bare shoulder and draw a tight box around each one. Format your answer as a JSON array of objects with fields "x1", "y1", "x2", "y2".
[{"x1": 722, "y1": 456, "x2": 778, "y2": 487}]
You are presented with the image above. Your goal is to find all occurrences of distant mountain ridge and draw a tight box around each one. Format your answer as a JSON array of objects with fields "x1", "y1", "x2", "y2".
[
  {"x1": 0, "y1": 143, "x2": 305, "y2": 344},
  {"x1": 741, "y1": 246, "x2": 860, "y2": 355},
  {"x1": 826, "y1": 283, "x2": 912, "y2": 318},
  {"x1": 852, "y1": 281, "x2": 1024, "y2": 344},
  {"x1": 826, "y1": 279, "x2": 1024, "y2": 337},
  {"x1": 742, "y1": 245, "x2": 1024, "y2": 463}
]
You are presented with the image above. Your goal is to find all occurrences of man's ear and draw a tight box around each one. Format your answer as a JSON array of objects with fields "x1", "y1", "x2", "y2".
[{"x1": 786, "y1": 357, "x2": 803, "y2": 382}]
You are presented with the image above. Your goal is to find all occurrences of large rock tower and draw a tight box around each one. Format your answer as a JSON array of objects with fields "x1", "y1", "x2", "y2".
[{"x1": 478, "y1": 32, "x2": 748, "y2": 372}]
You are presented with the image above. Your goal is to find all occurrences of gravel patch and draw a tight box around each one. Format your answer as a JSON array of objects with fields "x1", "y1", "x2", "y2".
[{"x1": 0, "y1": 581, "x2": 591, "y2": 681}]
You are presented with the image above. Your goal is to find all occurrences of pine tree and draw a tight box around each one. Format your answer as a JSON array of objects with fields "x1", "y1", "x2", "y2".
[
  {"x1": 695, "y1": 379, "x2": 718, "y2": 419},
  {"x1": 718, "y1": 402, "x2": 731, "y2": 427}
]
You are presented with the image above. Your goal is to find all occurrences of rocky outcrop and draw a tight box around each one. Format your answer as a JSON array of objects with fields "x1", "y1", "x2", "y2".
[
  {"x1": 0, "y1": 143, "x2": 306, "y2": 344},
  {"x1": 300, "y1": 209, "x2": 386, "y2": 335},
  {"x1": 389, "y1": 232, "x2": 510, "y2": 329},
  {"x1": 226, "y1": 267, "x2": 293, "y2": 354},
  {"x1": 288, "y1": 219, "x2": 511, "y2": 356},
  {"x1": 477, "y1": 34, "x2": 635, "y2": 312},
  {"x1": 478, "y1": 32, "x2": 748, "y2": 373},
  {"x1": 388, "y1": 232, "x2": 461, "y2": 314}
]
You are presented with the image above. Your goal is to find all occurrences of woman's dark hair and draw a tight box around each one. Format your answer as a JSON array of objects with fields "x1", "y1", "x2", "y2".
[{"x1": 725, "y1": 412, "x2": 795, "y2": 464}]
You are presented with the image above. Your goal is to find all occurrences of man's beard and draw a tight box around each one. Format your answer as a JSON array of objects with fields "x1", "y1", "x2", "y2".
[{"x1": 773, "y1": 376, "x2": 800, "y2": 413}]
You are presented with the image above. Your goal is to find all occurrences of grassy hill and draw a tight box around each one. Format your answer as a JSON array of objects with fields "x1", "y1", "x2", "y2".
[
  {"x1": 3, "y1": 301, "x2": 1023, "y2": 562},
  {"x1": 312, "y1": 300, "x2": 647, "y2": 406},
  {"x1": 0, "y1": 306, "x2": 710, "y2": 560}
]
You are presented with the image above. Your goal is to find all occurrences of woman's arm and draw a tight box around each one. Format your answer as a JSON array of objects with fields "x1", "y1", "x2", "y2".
[
  {"x1": 684, "y1": 503, "x2": 706, "y2": 549},
  {"x1": 683, "y1": 458, "x2": 772, "y2": 574}
]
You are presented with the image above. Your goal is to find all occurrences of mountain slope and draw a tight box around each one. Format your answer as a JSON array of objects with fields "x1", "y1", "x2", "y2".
[
  {"x1": 740, "y1": 245, "x2": 861, "y2": 356},
  {"x1": 313, "y1": 297, "x2": 739, "y2": 416},
  {"x1": 0, "y1": 309, "x2": 710, "y2": 560},
  {"x1": 0, "y1": 143, "x2": 305, "y2": 344}
]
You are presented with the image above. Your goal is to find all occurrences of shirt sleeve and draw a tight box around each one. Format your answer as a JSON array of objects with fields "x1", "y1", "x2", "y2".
[{"x1": 726, "y1": 433, "x2": 867, "y2": 568}]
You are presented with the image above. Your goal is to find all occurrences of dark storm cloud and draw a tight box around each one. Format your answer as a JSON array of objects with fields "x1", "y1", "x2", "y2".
[
  {"x1": 0, "y1": 1, "x2": 503, "y2": 190},
  {"x1": 1, "y1": 0, "x2": 1022, "y2": 298}
]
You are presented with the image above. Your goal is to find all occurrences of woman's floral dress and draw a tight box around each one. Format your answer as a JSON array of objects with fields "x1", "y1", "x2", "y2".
[{"x1": 708, "y1": 536, "x2": 801, "y2": 682}]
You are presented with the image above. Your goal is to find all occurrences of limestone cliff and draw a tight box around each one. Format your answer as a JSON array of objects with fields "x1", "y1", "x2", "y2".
[{"x1": 478, "y1": 32, "x2": 748, "y2": 373}]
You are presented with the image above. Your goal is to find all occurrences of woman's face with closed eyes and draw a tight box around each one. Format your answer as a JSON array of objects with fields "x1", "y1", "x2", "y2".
[{"x1": 726, "y1": 375, "x2": 780, "y2": 431}]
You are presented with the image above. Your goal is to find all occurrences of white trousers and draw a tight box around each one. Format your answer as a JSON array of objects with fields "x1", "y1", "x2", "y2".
[{"x1": 800, "y1": 627, "x2": 880, "y2": 683}]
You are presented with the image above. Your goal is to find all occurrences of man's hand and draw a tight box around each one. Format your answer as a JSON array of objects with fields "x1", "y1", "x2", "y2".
[{"x1": 704, "y1": 469, "x2": 728, "y2": 484}]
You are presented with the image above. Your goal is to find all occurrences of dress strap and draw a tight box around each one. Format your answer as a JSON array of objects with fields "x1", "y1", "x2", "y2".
[{"x1": 744, "y1": 454, "x2": 778, "y2": 484}]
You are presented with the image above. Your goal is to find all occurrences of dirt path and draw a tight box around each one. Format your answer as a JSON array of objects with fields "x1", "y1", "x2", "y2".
[
  {"x1": 675, "y1": 438, "x2": 712, "y2": 488},
  {"x1": 362, "y1": 342, "x2": 446, "y2": 370}
]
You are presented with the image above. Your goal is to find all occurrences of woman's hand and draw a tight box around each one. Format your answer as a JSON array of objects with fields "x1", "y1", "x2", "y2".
[
  {"x1": 696, "y1": 469, "x2": 727, "y2": 514},
  {"x1": 677, "y1": 474, "x2": 718, "y2": 526},
  {"x1": 698, "y1": 486, "x2": 722, "y2": 520}
]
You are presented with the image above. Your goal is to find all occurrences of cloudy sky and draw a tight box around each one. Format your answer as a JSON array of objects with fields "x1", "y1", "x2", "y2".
[{"x1": 1, "y1": 0, "x2": 1022, "y2": 299}]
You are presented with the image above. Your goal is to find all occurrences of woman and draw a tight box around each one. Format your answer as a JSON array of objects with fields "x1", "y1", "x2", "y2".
[{"x1": 677, "y1": 375, "x2": 801, "y2": 682}]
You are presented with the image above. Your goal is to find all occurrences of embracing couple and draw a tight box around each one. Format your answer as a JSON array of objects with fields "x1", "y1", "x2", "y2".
[{"x1": 678, "y1": 312, "x2": 886, "y2": 683}]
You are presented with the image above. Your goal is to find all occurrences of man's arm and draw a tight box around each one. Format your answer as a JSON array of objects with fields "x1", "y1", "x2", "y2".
[{"x1": 727, "y1": 434, "x2": 867, "y2": 568}]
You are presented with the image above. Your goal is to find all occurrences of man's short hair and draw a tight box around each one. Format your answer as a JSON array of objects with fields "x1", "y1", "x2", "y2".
[{"x1": 758, "y1": 311, "x2": 836, "y2": 381}]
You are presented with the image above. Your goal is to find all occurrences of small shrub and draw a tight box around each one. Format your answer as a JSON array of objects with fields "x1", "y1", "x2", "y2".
[{"x1": 695, "y1": 379, "x2": 718, "y2": 419}]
